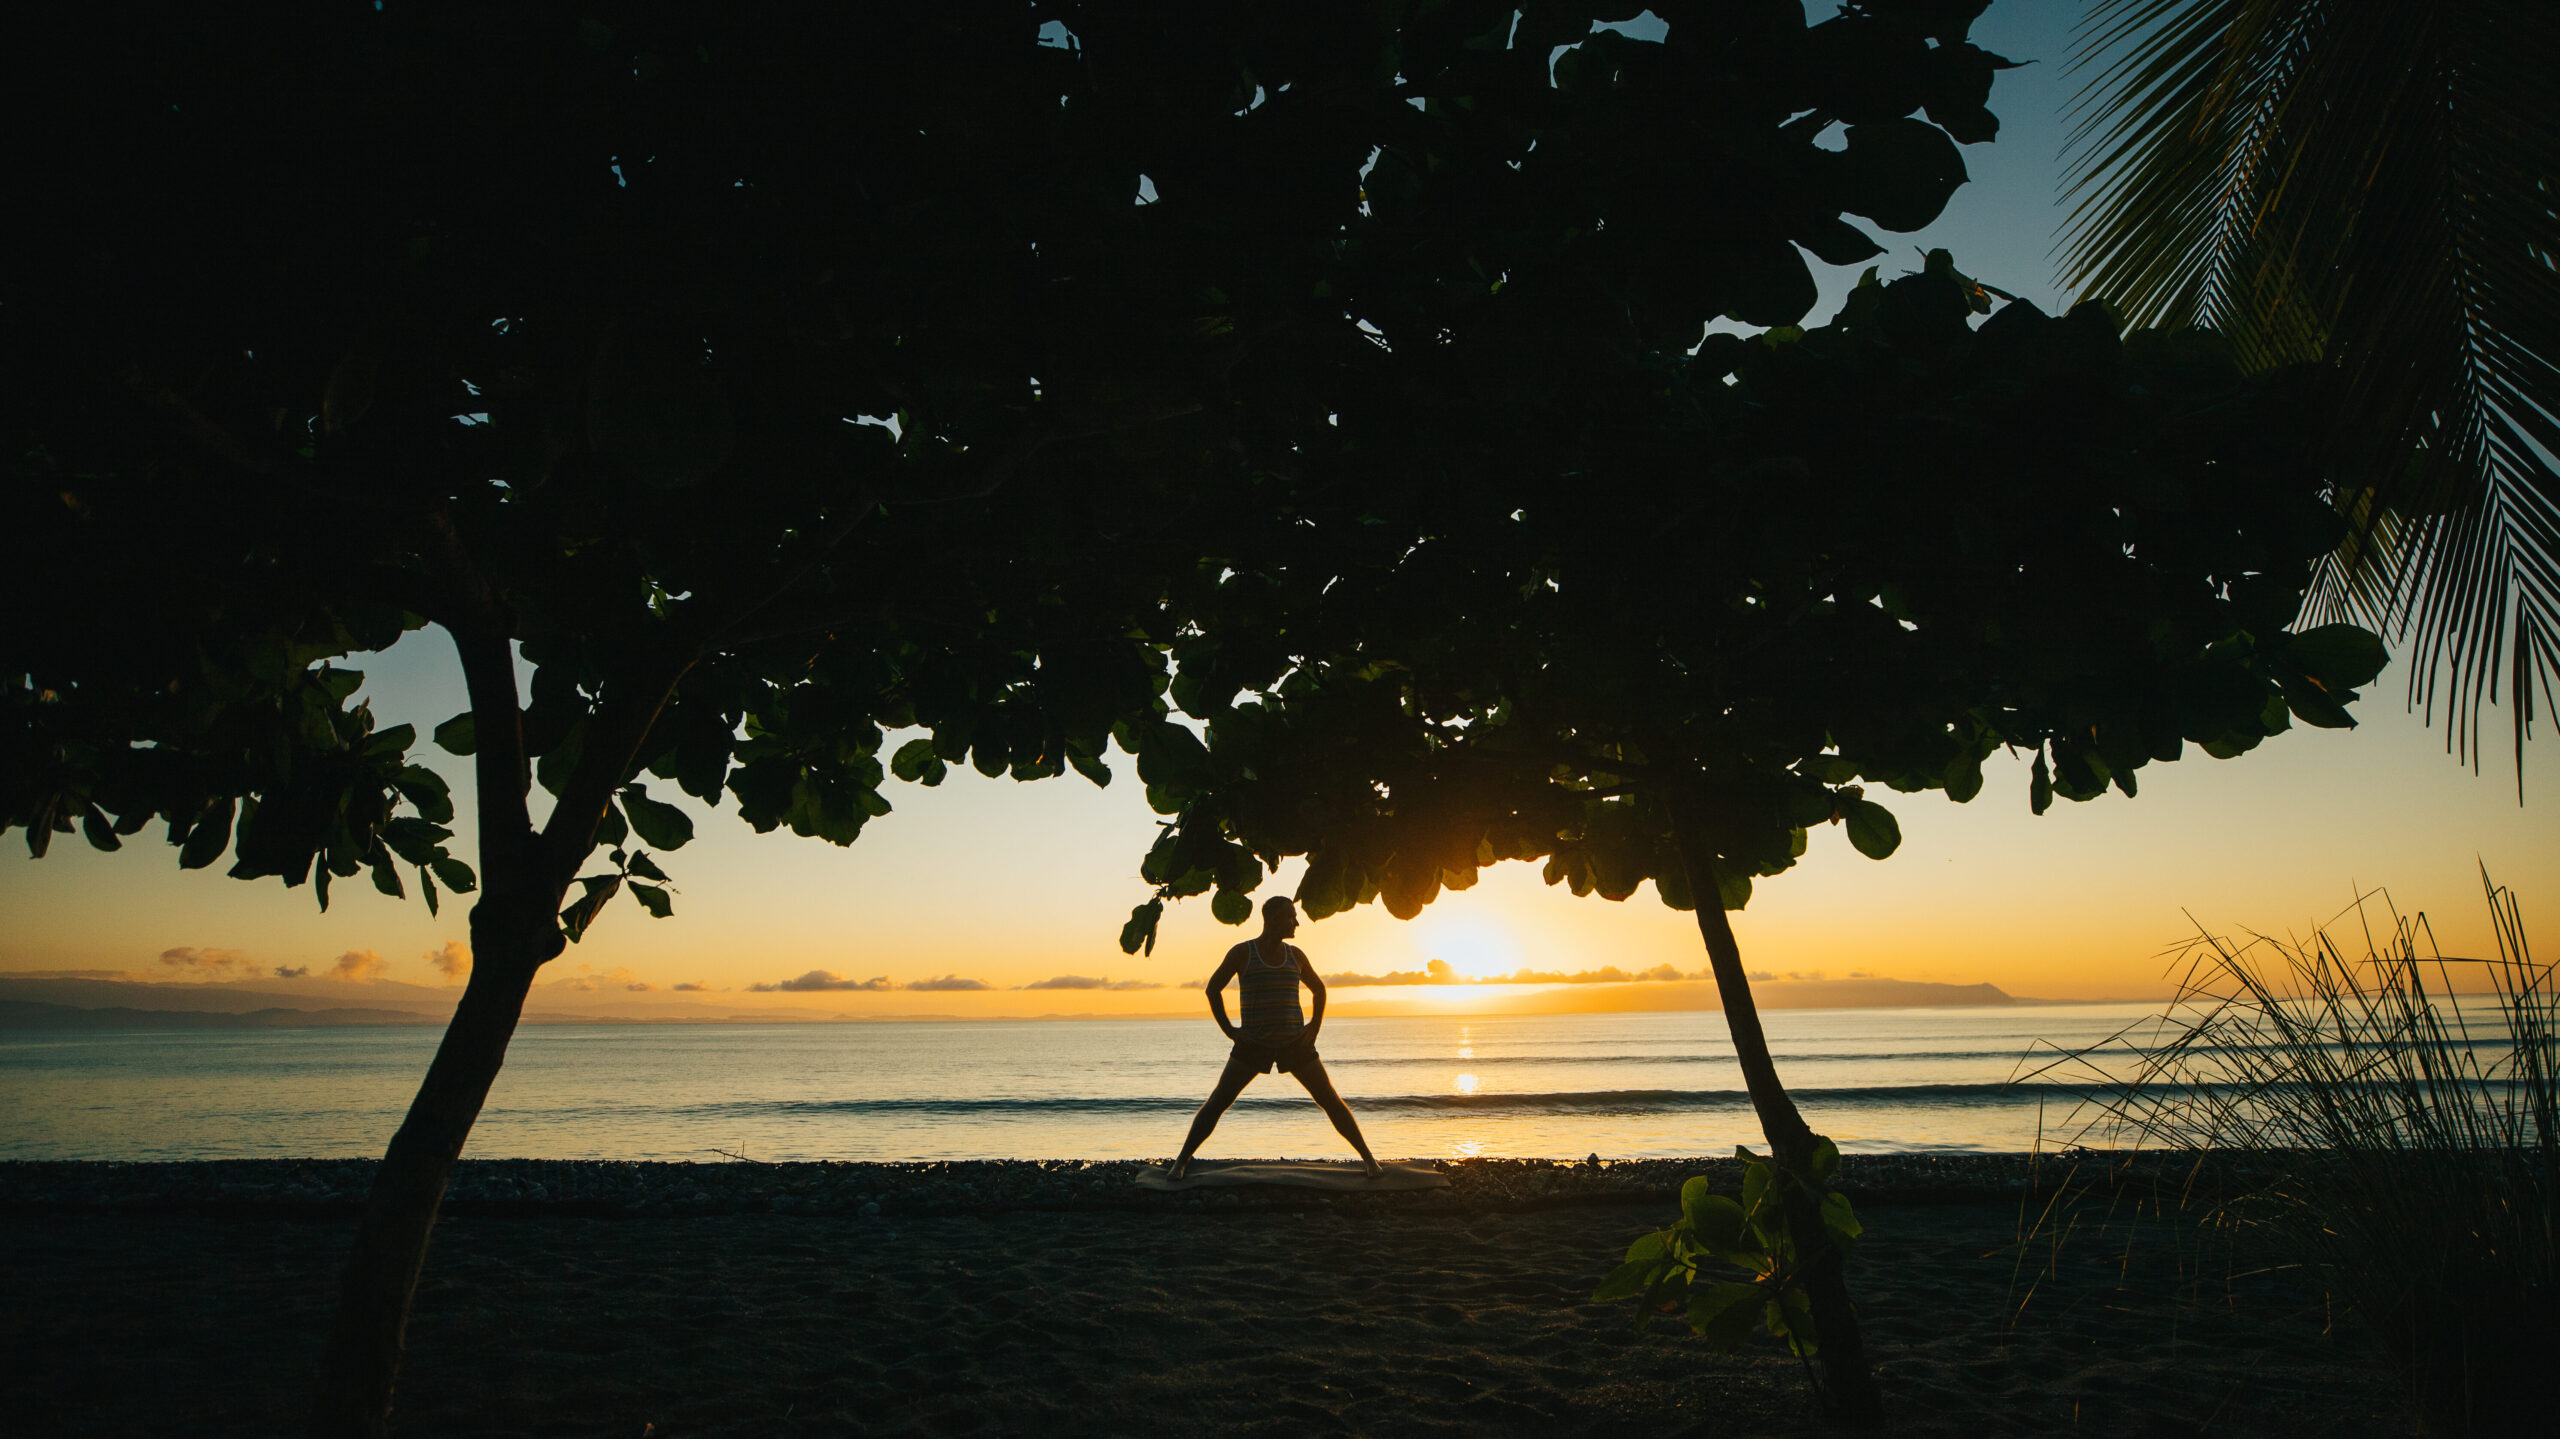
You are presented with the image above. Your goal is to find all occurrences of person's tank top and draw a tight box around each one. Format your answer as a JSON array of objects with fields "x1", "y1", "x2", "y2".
[{"x1": 1235, "y1": 940, "x2": 1305, "y2": 1044}]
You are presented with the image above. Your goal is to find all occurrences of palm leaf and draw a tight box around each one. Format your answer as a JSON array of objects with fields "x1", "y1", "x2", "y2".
[{"x1": 2059, "y1": 0, "x2": 2560, "y2": 792}]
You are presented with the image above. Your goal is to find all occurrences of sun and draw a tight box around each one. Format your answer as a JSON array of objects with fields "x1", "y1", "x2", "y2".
[{"x1": 1411, "y1": 911, "x2": 1524, "y2": 980}]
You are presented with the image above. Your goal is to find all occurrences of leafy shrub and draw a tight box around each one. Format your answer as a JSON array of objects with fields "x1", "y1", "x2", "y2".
[{"x1": 1593, "y1": 1142, "x2": 1862, "y2": 1365}]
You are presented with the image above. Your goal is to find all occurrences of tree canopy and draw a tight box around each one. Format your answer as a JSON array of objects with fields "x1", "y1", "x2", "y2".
[
  {"x1": 1119, "y1": 266, "x2": 2384, "y2": 944},
  {"x1": 2, "y1": 3, "x2": 2049, "y2": 1431}
]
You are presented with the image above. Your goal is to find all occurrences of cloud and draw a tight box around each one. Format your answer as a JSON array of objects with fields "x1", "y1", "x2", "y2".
[
  {"x1": 1017, "y1": 975, "x2": 1167, "y2": 992},
  {"x1": 425, "y1": 941, "x2": 471, "y2": 983},
  {"x1": 1748, "y1": 971, "x2": 1777, "y2": 982},
  {"x1": 745, "y1": 971, "x2": 995, "y2": 993},
  {"x1": 1488, "y1": 964, "x2": 1695, "y2": 985},
  {"x1": 749, "y1": 970, "x2": 894, "y2": 993},
  {"x1": 672, "y1": 982, "x2": 708, "y2": 992},
  {"x1": 1786, "y1": 970, "x2": 1827, "y2": 983},
  {"x1": 158, "y1": 946, "x2": 253, "y2": 978},
  {"x1": 326, "y1": 950, "x2": 390, "y2": 982},
  {"x1": 1327, "y1": 959, "x2": 1464, "y2": 987},
  {"x1": 625, "y1": 982, "x2": 653, "y2": 992},
  {"x1": 273, "y1": 965, "x2": 311, "y2": 979}
]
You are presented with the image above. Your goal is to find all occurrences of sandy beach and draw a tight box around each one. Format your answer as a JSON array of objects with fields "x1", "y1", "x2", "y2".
[{"x1": 1, "y1": 1155, "x2": 2404, "y2": 1437}]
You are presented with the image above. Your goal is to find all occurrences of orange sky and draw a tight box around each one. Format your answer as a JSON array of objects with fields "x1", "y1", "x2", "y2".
[{"x1": 4, "y1": 6, "x2": 2551, "y2": 1015}]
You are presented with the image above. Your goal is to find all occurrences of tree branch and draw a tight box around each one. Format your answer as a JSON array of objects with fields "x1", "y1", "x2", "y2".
[{"x1": 532, "y1": 657, "x2": 695, "y2": 888}]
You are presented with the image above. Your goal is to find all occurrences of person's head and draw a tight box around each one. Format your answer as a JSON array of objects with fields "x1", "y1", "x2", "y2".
[{"x1": 1261, "y1": 895, "x2": 1299, "y2": 938}]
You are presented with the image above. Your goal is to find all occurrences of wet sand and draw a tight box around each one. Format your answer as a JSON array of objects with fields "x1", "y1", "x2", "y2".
[{"x1": 2, "y1": 1179, "x2": 2403, "y2": 1437}]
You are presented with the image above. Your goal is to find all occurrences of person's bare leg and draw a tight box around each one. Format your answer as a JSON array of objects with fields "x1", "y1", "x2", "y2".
[
  {"x1": 1172, "y1": 1049, "x2": 1260, "y2": 1179},
  {"x1": 1292, "y1": 1057, "x2": 1381, "y2": 1177}
]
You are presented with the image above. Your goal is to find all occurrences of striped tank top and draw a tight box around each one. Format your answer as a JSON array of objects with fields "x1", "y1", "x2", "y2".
[{"x1": 1234, "y1": 940, "x2": 1305, "y2": 1045}]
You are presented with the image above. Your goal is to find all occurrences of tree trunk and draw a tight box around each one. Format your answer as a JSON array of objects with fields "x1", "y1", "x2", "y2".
[
  {"x1": 1672, "y1": 816, "x2": 1883, "y2": 1427},
  {"x1": 303, "y1": 898, "x2": 555, "y2": 1438}
]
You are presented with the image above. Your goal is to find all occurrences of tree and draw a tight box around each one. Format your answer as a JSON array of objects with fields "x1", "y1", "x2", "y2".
[
  {"x1": 2059, "y1": 0, "x2": 2560, "y2": 790},
  {"x1": 1114, "y1": 255, "x2": 2383, "y2": 1413},
  {"x1": 4, "y1": 6, "x2": 1226, "y2": 1432},
  {"x1": 5, "y1": 2, "x2": 2037, "y2": 1429}
]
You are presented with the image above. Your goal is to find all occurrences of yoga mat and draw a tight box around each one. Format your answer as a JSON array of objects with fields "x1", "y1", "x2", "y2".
[{"x1": 1133, "y1": 1160, "x2": 1452, "y2": 1193}]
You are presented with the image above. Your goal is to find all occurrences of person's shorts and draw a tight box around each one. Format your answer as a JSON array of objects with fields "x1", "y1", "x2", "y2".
[{"x1": 1235, "y1": 1034, "x2": 1318, "y2": 1075}]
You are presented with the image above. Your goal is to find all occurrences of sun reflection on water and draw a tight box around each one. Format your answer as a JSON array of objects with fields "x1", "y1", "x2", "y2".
[{"x1": 1452, "y1": 1072, "x2": 1480, "y2": 1094}]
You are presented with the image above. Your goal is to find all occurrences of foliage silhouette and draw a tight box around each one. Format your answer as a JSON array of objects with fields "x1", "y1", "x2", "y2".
[
  {"x1": 1596, "y1": 1147, "x2": 1863, "y2": 1395},
  {"x1": 2061, "y1": 0, "x2": 2560, "y2": 788},
  {"x1": 1114, "y1": 259, "x2": 2383, "y2": 1423},
  {"x1": 0, "y1": 1, "x2": 2039, "y2": 1431},
  {"x1": 2038, "y1": 873, "x2": 2553, "y2": 1438}
]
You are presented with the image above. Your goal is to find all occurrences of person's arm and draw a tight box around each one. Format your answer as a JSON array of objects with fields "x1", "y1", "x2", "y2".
[
  {"x1": 1205, "y1": 950, "x2": 1242, "y2": 1042},
  {"x1": 1298, "y1": 947, "x2": 1326, "y2": 1047}
]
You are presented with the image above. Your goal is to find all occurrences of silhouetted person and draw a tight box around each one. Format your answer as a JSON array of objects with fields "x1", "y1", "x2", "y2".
[{"x1": 1170, "y1": 896, "x2": 1382, "y2": 1180}]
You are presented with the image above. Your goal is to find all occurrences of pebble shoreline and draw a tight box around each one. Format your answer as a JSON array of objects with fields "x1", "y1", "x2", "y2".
[{"x1": 0, "y1": 1149, "x2": 2255, "y2": 1217}]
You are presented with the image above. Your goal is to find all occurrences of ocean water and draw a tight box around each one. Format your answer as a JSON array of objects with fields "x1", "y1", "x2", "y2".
[{"x1": 0, "y1": 1005, "x2": 2183, "y2": 1163}]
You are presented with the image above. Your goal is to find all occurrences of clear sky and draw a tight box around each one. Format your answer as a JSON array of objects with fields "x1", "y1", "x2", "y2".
[{"x1": 6, "y1": 5, "x2": 2552, "y2": 1013}]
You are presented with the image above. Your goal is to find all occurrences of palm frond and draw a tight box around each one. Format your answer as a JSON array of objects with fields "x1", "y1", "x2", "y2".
[{"x1": 2061, "y1": 0, "x2": 2560, "y2": 793}]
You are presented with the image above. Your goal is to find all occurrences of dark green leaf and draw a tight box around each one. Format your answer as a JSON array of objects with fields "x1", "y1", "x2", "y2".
[
  {"x1": 560, "y1": 874, "x2": 621, "y2": 942},
  {"x1": 2285, "y1": 626, "x2": 2388, "y2": 690},
  {"x1": 429, "y1": 857, "x2": 477, "y2": 895},
  {"x1": 627, "y1": 850, "x2": 671, "y2": 883},
  {"x1": 361, "y1": 722, "x2": 416, "y2": 759},
  {"x1": 1834, "y1": 117, "x2": 1969, "y2": 232},
  {"x1": 1211, "y1": 889, "x2": 1253, "y2": 926},
  {"x1": 2280, "y1": 673, "x2": 2358, "y2": 729},
  {"x1": 1843, "y1": 800, "x2": 1901, "y2": 859},
  {"x1": 890, "y1": 738, "x2": 942, "y2": 783},
  {"x1": 1118, "y1": 898, "x2": 1164, "y2": 957},
  {"x1": 82, "y1": 806, "x2": 122, "y2": 852},
  {"x1": 394, "y1": 765, "x2": 454, "y2": 824},
  {"x1": 1740, "y1": 1159, "x2": 1773, "y2": 1223},
  {"x1": 1592, "y1": 1257, "x2": 1656, "y2": 1303},
  {"x1": 1068, "y1": 749, "x2": 1112, "y2": 788},
  {"x1": 1820, "y1": 1189, "x2": 1863, "y2": 1244},
  {"x1": 1796, "y1": 215, "x2": 1886, "y2": 267},
  {"x1": 1809, "y1": 1135, "x2": 1841, "y2": 1182},
  {"x1": 1687, "y1": 1282, "x2": 1763, "y2": 1351},
  {"x1": 432, "y1": 713, "x2": 477, "y2": 756},
  {"x1": 621, "y1": 784, "x2": 695, "y2": 850},
  {"x1": 178, "y1": 798, "x2": 236, "y2": 870},
  {"x1": 421, "y1": 866, "x2": 440, "y2": 917},
  {"x1": 381, "y1": 816, "x2": 453, "y2": 866},
  {"x1": 369, "y1": 856, "x2": 404, "y2": 899},
  {"x1": 630, "y1": 882, "x2": 673, "y2": 918},
  {"x1": 1711, "y1": 862, "x2": 1752, "y2": 912},
  {"x1": 594, "y1": 800, "x2": 630, "y2": 849},
  {"x1": 1682, "y1": 1184, "x2": 1747, "y2": 1254}
]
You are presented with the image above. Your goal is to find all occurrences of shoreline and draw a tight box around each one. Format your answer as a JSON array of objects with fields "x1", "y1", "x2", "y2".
[{"x1": 0, "y1": 1148, "x2": 2272, "y2": 1217}]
